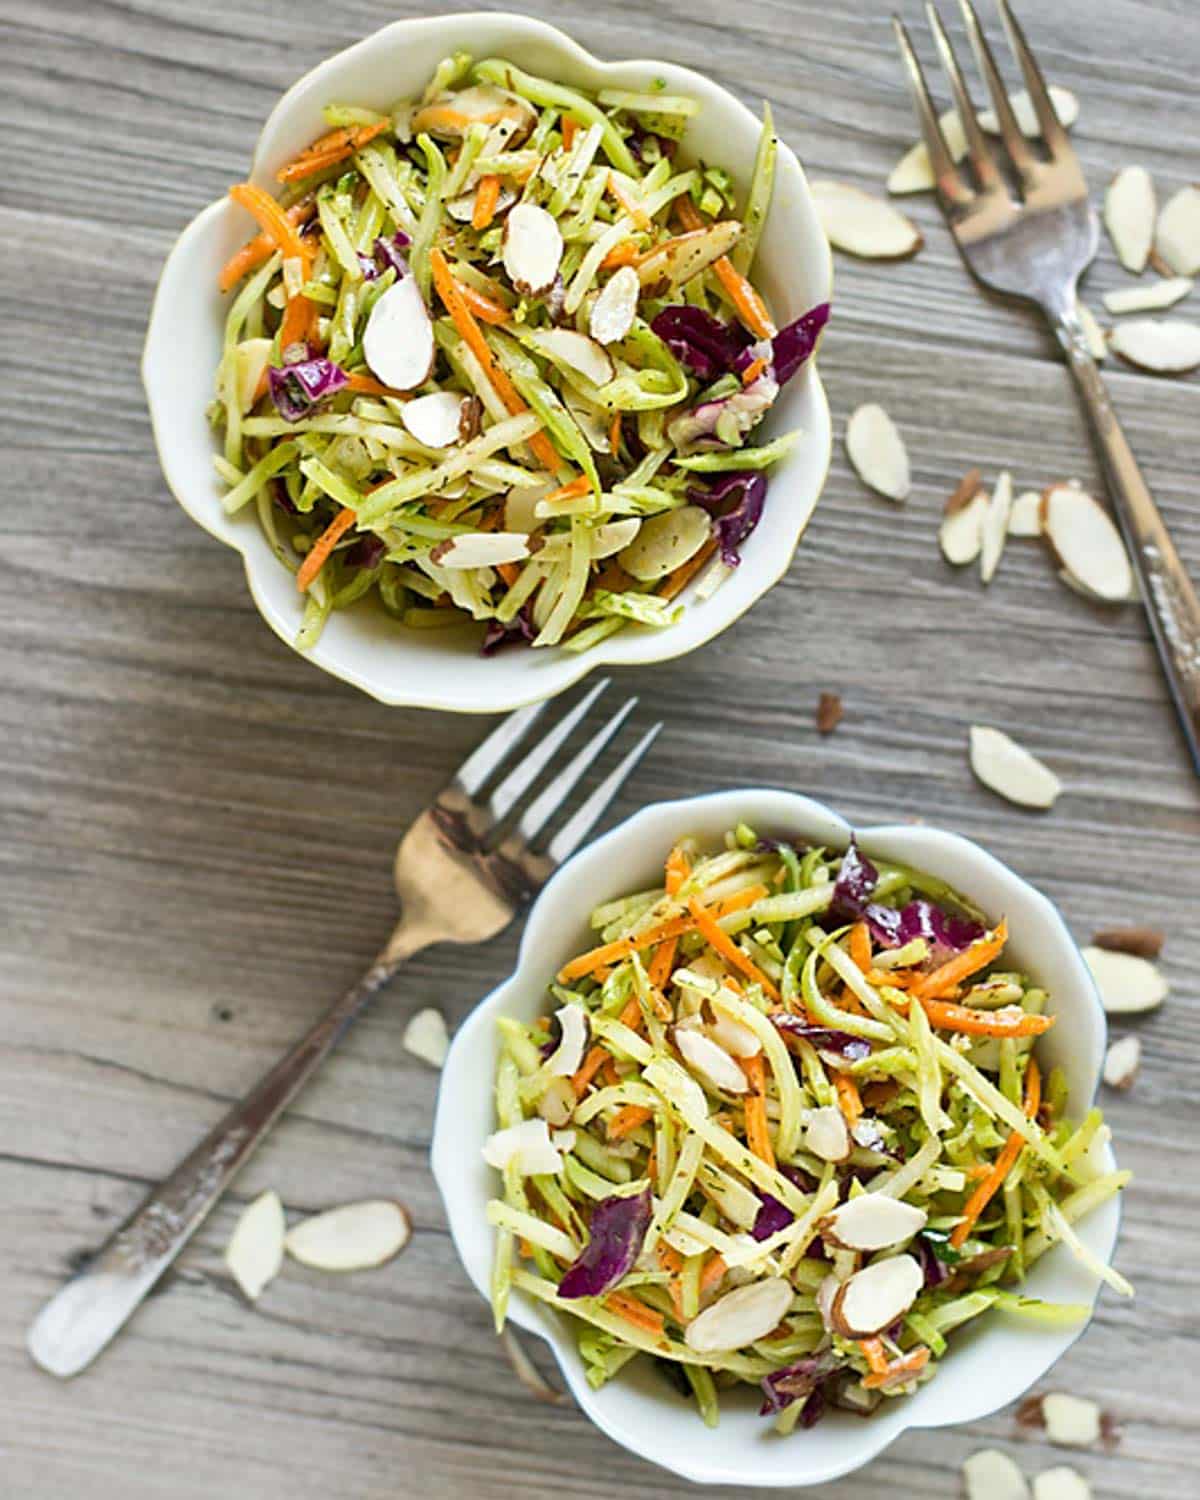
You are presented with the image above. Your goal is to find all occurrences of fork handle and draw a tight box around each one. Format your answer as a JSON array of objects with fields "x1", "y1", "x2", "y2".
[
  {"x1": 1053, "y1": 305, "x2": 1200, "y2": 775},
  {"x1": 27, "y1": 922, "x2": 433, "y2": 1378}
]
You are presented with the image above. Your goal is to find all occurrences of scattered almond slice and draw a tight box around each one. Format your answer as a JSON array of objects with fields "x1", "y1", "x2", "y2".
[
  {"x1": 811, "y1": 180, "x2": 924, "y2": 259},
  {"x1": 526, "y1": 327, "x2": 615, "y2": 386},
  {"x1": 819, "y1": 1193, "x2": 927, "y2": 1251},
  {"x1": 619, "y1": 505, "x2": 711, "y2": 581},
  {"x1": 969, "y1": 725, "x2": 1062, "y2": 810},
  {"x1": 890, "y1": 88, "x2": 1075, "y2": 195},
  {"x1": 980, "y1": 470, "x2": 1013, "y2": 584},
  {"x1": 675, "y1": 1026, "x2": 749, "y2": 1094},
  {"x1": 225, "y1": 1189, "x2": 286, "y2": 1301},
  {"x1": 1155, "y1": 185, "x2": 1200, "y2": 276},
  {"x1": 978, "y1": 85, "x2": 1079, "y2": 136},
  {"x1": 1102, "y1": 1035, "x2": 1141, "y2": 1091},
  {"x1": 1057, "y1": 567, "x2": 1137, "y2": 605},
  {"x1": 945, "y1": 466, "x2": 983, "y2": 516},
  {"x1": 1041, "y1": 1393, "x2": 1103, "y2": 1447},
  {"x1": 500, "y1": 1326, "x2": 566, "y2": 1405},
  {"x1": 805, "y1": 1104, "x2": 852, "y2": 1163},
  {"x1": 685, "y1": 1277, "x2": 794, "y2": 1353},
  {"x1": 284, "y1": 1200, "x2": 411, "y2": 1272},
  {"x1": 1040, "y1": 483, "x2": 1134, "y2": 601},
  {"x1": 1092, "y1": 926, "x2": 1164, "y2": 959},
  {"x1": 1104, "y1": 166, "x2": 1156, "y2": 273},
  {"x1": 1007, "y1": 489, "x2": 1043, "y2": 537},
  {"x1": 845, "y1": 403, "x2": 911, "y2": 501},
  {"x1": 402, "y1": 391, "x2": 470, "y2": 449},
  {"x1": 1102, "y1": 276, "x2": 1193, "y2": 315},
  {"x1": 830, "y1": 1254, "x2": 923, "y2": 1337},
  {"x1": 483, "y1": 1117, "x2": 565, "y2": 1175},
  {"x1": 1076, "y1": 303, "x2": 1107, "y2": 361},
  {"x1": 963, "y1": 1449, "x2": 1031, "y2": 1500},
  {"x1": 1081, "y1": 945, "x2": 1168, "y2": 1014},
  {"x1": 545, "y1": 1003, "x2": 589, "y2": 1077},
  {"x1": 816, "y1": 691, "x2": 843, "y2": 735},
  {"x1": 887, "y1": 139, "x2": 938, "y2": 196},
  {"x1": 589, "y1": 517, "x2": 641, "y2": 559},
  {"x1": 502, "y1": 203, "x2": 564, "y2": 296},
  {"x1": 403, "y1": 1007, "x2": 449, "y2": 1067},
  {"x1": 430, "y1": 532, "x2": 531, "y2": 569},
  {"x1": 1108, "y1": 317, "x2": 1200, "y2": 373},
  {"x1": 941, "y1": 488, "x2": 988, "y2": 565},
  {"x1": 505, "y1": 481, "x2": 556, "y2": 532},
  {"x1": 1033, "y1": 1468, "x2": 1091, "y2": 1500},
  {"x1": 589, "y1": 264, "x2": 640, "y2": 345},
  {"x1": 363, "y1": 276, "x2": 435, "y2": 390}
]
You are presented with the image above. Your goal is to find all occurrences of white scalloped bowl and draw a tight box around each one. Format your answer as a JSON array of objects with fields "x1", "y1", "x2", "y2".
[
  {"x1": 432, "y1": 788, "x2": 1121, "y2": 1488},
  {"x1": 141, "y1": 13, "x2": 832, "y2": 713}
]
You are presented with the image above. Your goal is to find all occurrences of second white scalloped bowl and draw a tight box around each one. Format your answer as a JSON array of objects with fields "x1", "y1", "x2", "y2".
[
  {"x1": 432, "y1": 788, "x2": 1121, "y2": 1487},
  {"x1": 142, "y1": 13, "x2": 833, "y2": 713}
]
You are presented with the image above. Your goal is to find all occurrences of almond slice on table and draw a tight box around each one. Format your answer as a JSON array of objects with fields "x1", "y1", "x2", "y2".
[
  {"x1": 284, "y1": 1200, "x2": 411, "y2": 1272},
  {"x1": 978, "y1": 85, "x2": 1079, "y2": 136},
  {"x1": 816, "y1": 690, "x2": 844, "y2": 735},
  {"x1": 1040, "y1": 483, "x2": 1134, "y2": 601},
  {"x1": 675, "y1": 1027, "x2": 749, "y2": 1094},
  {"x1": 1102, "y1": 276, "x2": 1193, "y2": 315},
  {"x1": 1081, "y1": 945, "x2": 1168, "y2": 1014},
  {"x1": 1033, "y1": 1468, "x2": 1092, "y2": 1500},
  {"x1": 820, "y1": 1193, "x2": 927, "y2": 1251},
  {"x1": 684, "y1": 1277, "x2": 793, "y2": 1353},
  {"x1": 363, "y1": 276, "x2": 435, "y2": 391},
  {"x1": 525, "y1": 327, "x2": 615, "y2": 386},
  {"x1": 1108, "y1": 317, "x2": 1200, "y2": 373},
  {"x1": 889, "y1": 89, "x2": 1076, "y2": 195},
  {"x1": 980, "y1": 470, "x2": 1013, "y2": 584},
  {"x1": 589, "y1": 264, "x2": 640, "y2": 346},
  {"x1": 812, "y1": 180, "x2": 923, "y2": 259},
  {"x1": 225, "y1": 1189, "x2": 286, "y2": 1301},
  {"x1": 403, "y1": 1007, "x2": 449, "y2": 1067},
  {"x1": 830, "y1": 1253, "x2": 923, "y2": 1337},
  {"x1": 963, "y1": 1450, "x2": 1031, "y2": 1500},
  {"x1": 1155, "y1": 185, "x2": 1200, "y2": 275},
  {"x1": 618, "y1": 505, "x2": 711, "y2": 581},
  {"x1": 430, "y1": 532, "x2": 532, "y2": 569},
  {"x1": 1104, "y1": 166, "x2": 1156, "y2": 273},
  {"x1": 969, "y1": 726, "x2": 1062, "y2": 810},
  {"x1": 1092, "y1": 926, "x2": 1164, "y2": 959},
  {"x1": 1102, "y1": 1035, "x2": 1141, "y2": 1090},
  {"x1": 1057, "y1": 566, "x2": 1137, "y2": 605},
  {"x1": 502, "y1": 203, "x2": 564, "y2": 296},
  {"x1": 804, "y1": 1104, "x2": 852, "y2": 1163},
  {"x1": 845, "y1": 403, "x2": 911, "y2": 501},
  {"x1": 1007, "y1": 489, "x2": 1043, "y2": 537},
  {"x1": 1076, "y1": 303, "x2": 1108, "y2": 361},
  {"x1": 941, "y1": 488, "x2": 988, "y2": 565},
  {"x1": 1040, "y1": 1392, "x2": 1103, "y2": 1448},
  {"x1": 401, "y1": 391, "x2": 471, "y2": 449}
]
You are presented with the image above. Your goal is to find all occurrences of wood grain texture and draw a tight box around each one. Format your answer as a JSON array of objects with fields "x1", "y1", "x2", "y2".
[{"x1": 1, "y1": 0, "x2": 1198, "y2": 1495}]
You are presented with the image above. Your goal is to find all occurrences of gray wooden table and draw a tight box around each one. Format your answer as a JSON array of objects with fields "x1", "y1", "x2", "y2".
[{"x1": 2, "y1": 1, "x2": 1197, "y2": 1495}]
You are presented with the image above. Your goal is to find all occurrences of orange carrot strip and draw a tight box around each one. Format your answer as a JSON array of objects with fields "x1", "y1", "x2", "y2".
[
  {"x1": 858, "y1": 1337, "x2": 889, "y2": 1376},
  {"x1": 472, "y1": 174, "x2": 502, "y2": 231},
  {"x1": 609, "y1": 410, "x2": 623, "y2": 456},
  {"x1": 296, "y1": 506, "x2": 357, "y2": 593},
  {"x1": 909, "y1": 920, "x2": 1008, "y2": 999},
  {"x1": 228, "y1": 182, "x2": 310, "y2": 266},
  {"x1": 454, "y1": 280, "x2": 512, "y2": 325},
  {"x1": 561, "y1": 117, "x2": 579, "y2": 150},
  {"x1": 740, "y1": 356, "x2": 769, "y2": 386},
  {"x1": 600, "y1": 1056, "x2": 622, "y2": 1087},
  {"x1": 608, "y1": 172, "x2": 651, "y2": 229},
  {"x1": 699, "y1": 1253, "x2": 727, "y2": 1293},
  {"x1": 658, "y1": 537, "x2": 718, "y2": 601},
  {"x1": 675, "y1": 197, "x2": 774, "y2": 338},
  {"x1": 647, "y1": 936, "x2": 678, "y2": 991},
  {"x1": 741, "y1": 1052, "x2": 775, "y2": 1169},
  {"x1": 496, "y1": 562, "x2": 520, "y2": 587},
  {"x1": 278, "y1": 292, "x2": 316, "y2": 355},
  {"x1": 600, "y1": 240, "x2": 641, "y2": 270},
  {"x1": 430, "y1": 248, "x2": 561, "y2": 471},
  {"x1": 605, "y1": 1290, "x2": 664, "y2": 1338},
  {"x1": 608, "y1": 1104, "x2": 654, "y2": 1140},
  {"x1": 657, "y1": 1244, "x2": 684, "y2": 1274},
  {"x1": 833, "y1": 1071, "x2": 863, "y2": 1126},
  {"x1": 572, "y1": 1045, "x2": 610, "y2": 1096},
  {"x1": 343, "y1": 372, "x2": 411, "y2": 400},
  {"x1": 863, "y1": 1346, "x2": 930, "y2": 1390},
  {"x1": 918, "y1": 997, "x2": 1054, "y2": 1039},
  {"x1": 219, "y1": 200, "x2": 314, "y2": 293},
  {"x1": 542, "y1": 473, "x2": 592, "y2": 505},
  {"x1": 950, "y1": 1060, "x2": 1041, "y2": 1249},
  {"x1": 665, "y1": 845, "x2": 691, "y2": 897},
  {"x1": 848, "y1": 921, "x2": 872, "y2": 973},
  {"x1": 276, "y1": 121, "x2": 388, "y2": 183},
  {"x1": 687, "y1": 896, "x2": 781, "y2": 1001},
  {"x1": 558, "y1": 888, "x2": 765, "y2": 985}
]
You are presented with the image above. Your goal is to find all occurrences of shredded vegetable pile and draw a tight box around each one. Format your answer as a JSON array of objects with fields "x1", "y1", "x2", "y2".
[
  {"x1": 211, "y1": 54, "x2": 829, "y2": 654},
  {"x1": 484, "y1": 827, "x2": 1131, "y2": 1431}
]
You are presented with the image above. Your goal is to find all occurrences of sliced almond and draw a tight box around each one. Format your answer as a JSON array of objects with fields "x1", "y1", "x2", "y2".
[
  {"x1": 446, "y1": 185, "x2": 516, "y2": 223},
  {"x1": 1102, "y1": 1035, "x2": 1141, "y2": 1090},
  {"x1": 963, "y1": 1449, "x2": 1031, "y2": 1500},
  {"x1": 1057, "y1": 566, "x2": 1137, "y2": 605},
  {"x1": 1077, "y1": 303, "x2": 1107, "y2": 362},
  {"x1": 284, "y1": 1200, "x2": 411, "y2": 1272},
  {"x1": 1032, "y1": 1467, "x2": 1092, "y2": 1500},
  {"x1": 1007, "y1": 489, "x2": 1043, "y2": 537},
  {"x1": 502, "y1": 203, "x2": 564, "y2": 297},
  {"x1": 430, "y1": 532, "x2": 531, "y2": 569},
  {"x1": 980, "y1": 470, "x2": 1013, "y2": 584},
  {"x1": 526, "y1": 327, "x2": 614, "y2": 386},
  {"x1": 225, "y1": 1189, "x2": 285, "y2": 1301},
  {"x1": 805, "y1": 1104, "x2": 852, "y2": 1163},
  {"x1": 482, "y1": 1117, "x2": 564, "y2": 1175},
  {"x1": 536, "y1": 1075, "x2": 577, "y2": 1127},
  {"x1": 505, "y1": 482, "x2": 556, "y2": 533},
  {"x1": 1081, "y1": 945, "x2": 1168, "y2": 1015},
  {"x1": 707, "y1": 997, "x2": 762, "y2": 1058},
  {"x1": 1108, "y1": 317, "x2": 1200, "y2": 373},
  {"x1": 1040, "y1": 483, "x2": 1133, "y2": 601},
  {"x1": 412, "y1": 86, "x2": 536, "y2": 145},
  {"x1": 941, "y1": 488, "x2": 988, "y2": 565},
  {"x1": 363, "y1": 275, "x2": 435, "y2": 391},
  {"x1": 887, "y1": 111, "x2": 967, "y2": 195},
  {"x1": 945, "y1": 466, "x2": 983, "y2": 517},
  {"x1": 1102, "y1": 276, "x2": 1192, "y2": 315},
  {"x1": 969, "y1": 725, "x2": 1062, "y2": 810},
  {"x1": 501, "y1": 1326, "x2": 566, "y2": 1405},
  {"x1": 618, "y1": 505, "x2": 711, "y2": 581},
  {"x1": 402, "y1": 391, "x2": 470, "y2": 448},
  {"x1": 978, "y1": 85, "x2": 1079, "y2": 136},
  {"x1": 812, "y1": 180, "x2": 923, "y2": 260},
  {"x1": 846, "y1": 403, "x2": 911, "y2": 502},
  {"x1": 589, "y1": 517, "x2": 641, "y2": 559},
  {"x1": 830, "y1": 1253, "x2": 923, "y2": 1337},
  {"x1": 545, "y1": 1003, "x2": 589, "y2": 1077},
  {"x1": 1104, "y1": 166, "x2": 1156, "y2": 273},
  {"x1": 234, "y1": 337, "x2": 273, "y2": 413},
  {"x1": 589, "y1": 264, "x2": 640, "y2": 346},
  {"x1": 403, "y1": 1007, "x2": 449, "y2": 1068},
  {"x1": 636, "y1": 221, "x2": 742, "y2": 294},
  {"x1": 1092, "y1": 926, "x2": 1164, "y2": 959},
  {"x1": 684, "y1": 1276, "x2": 793, "y2": 1353},
  {"x1": 1041, "y1": 1392, "x2": 1102, "y2": 1447},
  {"x1": 675, "y1": 1026, "x2": 749, "y2": 1095},
  {"x1": 820, "y1": 1193, "x2": 927, "y2": 1252},
  {"x1": 816, "y1": 691, "x2": 844, "y2": 735},
  {"x1": 1155, "y1": 185, "x2": 1200, "y2": 276}
]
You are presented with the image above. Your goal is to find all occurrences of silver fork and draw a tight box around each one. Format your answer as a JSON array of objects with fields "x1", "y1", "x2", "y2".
[
  {"x1": 28, "y1": 682, "x2": 660, "y2": 1378},
  {"x1": 895, "y1": 0, "x2": 1200, "y2": 775}
]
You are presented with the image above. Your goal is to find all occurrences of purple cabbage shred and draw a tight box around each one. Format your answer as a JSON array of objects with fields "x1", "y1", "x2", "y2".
[
  {"x1": 556, "y1": 1185, "x2": 653, "y2": 1300},
  {"x1": 650, "y1": 306, "x2": 752, "y2": 381},
  {"x1": 481, "y1": 608, "x2": 535, "y2": 656},
  {"x1": 759, "y1": 1351, "x2": 840, "y2": 1416},
  {"x1": 829, "y1": 837, "x2": 879, "y2": 921},
  {"x1": 267, "y1": 350, "x2": 348, "y2": 422},
  {"x1": 343, "y1": 534, "x2": 385, "y2": 571},
  {"x1": 357, "y1": 230, "x2": 411, "y2": 281},
  {"x1": 771, "y1": 1014, "x2": 872, "y2": 1061},
  {"x1": 750, "y1": 1193, "x2": 794, "y2": 1241},
  {"x1": 865, "y1": 896, "x2": 984, "y2": 955},
  {"x1": 687, "y1": 470, "x2": 767, "y2": 566}
]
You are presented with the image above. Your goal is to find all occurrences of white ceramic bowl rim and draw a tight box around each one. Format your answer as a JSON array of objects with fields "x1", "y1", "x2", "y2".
[
  {"x1": 141, "y1": 12, "x2": 834, "y2": 713},
  {"x1": 431, "y1": 788, "x2": 1120, "y2": 1488}
]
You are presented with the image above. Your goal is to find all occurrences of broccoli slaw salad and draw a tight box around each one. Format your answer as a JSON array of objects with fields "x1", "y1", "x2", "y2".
[
  {"x1": 211, "y1": 53, "x2": 828, "y2": 655},
  {"x1": 483, "y1": 827, "x2": 1130, "y2": 1433}
]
